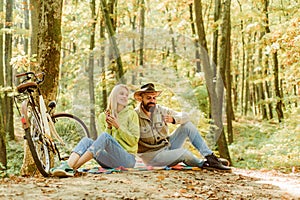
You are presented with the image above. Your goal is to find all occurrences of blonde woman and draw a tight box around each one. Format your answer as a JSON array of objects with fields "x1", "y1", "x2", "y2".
[{"x1": 51, "y1": 84, "x2": 140, "y2": 177}]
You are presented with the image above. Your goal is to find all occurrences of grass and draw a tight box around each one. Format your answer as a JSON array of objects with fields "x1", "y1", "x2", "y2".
[
  {"x1": 229, "y1": 108, "x2": 300, "y2": 173},
  {"x1": 1, "y1": 138, "x2": 24, "y2": 177},
  {"x1": 3, "y1": 108, "x2": 300, "y2": 176}
]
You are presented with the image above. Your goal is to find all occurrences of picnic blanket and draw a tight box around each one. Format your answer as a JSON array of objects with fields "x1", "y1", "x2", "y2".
[{"x1": 77, "y1": 160, "x2": 200, "y2": 174}]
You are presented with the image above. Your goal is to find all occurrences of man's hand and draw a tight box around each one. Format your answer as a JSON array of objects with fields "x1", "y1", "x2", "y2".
[{"x1": 163, "y1": 115, "x2": 174, "y2": 124}]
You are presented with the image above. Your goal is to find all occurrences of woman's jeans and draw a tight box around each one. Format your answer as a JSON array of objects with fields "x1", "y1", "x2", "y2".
[
  {"x1": 146, "y1": 122, "x2": 213, "y2": 167},
  {"x1": 72, "y1": 133, "x2": 136, "y2": 168}
]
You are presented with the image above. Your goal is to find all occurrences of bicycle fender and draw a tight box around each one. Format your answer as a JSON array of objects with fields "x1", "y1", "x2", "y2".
[{"x1": 20, "y1": 100, "x2": 30, "y2": 129}]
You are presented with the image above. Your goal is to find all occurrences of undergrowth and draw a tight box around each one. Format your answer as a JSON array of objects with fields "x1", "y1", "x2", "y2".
[
  {"x1": 3, "y1": 108, "x2": 300, "y2": 176},
  {"x1": 1, "y1": 138, "x2": 24, "y2": 177},
  {"x1": 229, "y1": 107, "x2": 300, "y2": 173}
]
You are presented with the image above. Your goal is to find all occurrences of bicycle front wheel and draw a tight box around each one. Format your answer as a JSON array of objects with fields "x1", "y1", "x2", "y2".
[{"x1": 51, "y1": 113, "x2": 90, "y2": 163}]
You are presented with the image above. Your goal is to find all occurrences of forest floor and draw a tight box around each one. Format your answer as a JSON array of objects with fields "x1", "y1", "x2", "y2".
[{"x1": 0, "y1": 166, "x2": 299, "y2": 200}]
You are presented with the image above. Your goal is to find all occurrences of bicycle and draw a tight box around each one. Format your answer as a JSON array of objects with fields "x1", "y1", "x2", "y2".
[{"x1": 14, "y1": 71, "x2": 90, "y2": 177}]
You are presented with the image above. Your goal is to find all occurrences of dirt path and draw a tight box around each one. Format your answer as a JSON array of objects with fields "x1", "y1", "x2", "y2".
[{"x1": 0, "y1": 168, "x2": 299, "y2": 200}]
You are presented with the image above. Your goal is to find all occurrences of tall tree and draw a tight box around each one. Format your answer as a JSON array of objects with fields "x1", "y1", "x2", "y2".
[
  {"x1": 244, "y1": 35, "x2": 252, "y2": 116},
  {"x1": 237, "y1": 0, "x2": 246, "y2": 115},
  {"x1": 194, "y1": 0, "x2": 231, "y2": 161},
  {"x1": 89, "y1": 0, "x2": 97, "y2": 140},
  {"x1": 139, "y1": 0, "x2": 145, "y2": 69},
  {"x1": 99, "y1": 17, "x2": 108, "y2": 110},
  {"x1": 127, "y1": 0, "x2": 138, "y2": 84},
  {"x1": 219, "y1": 0, "x2": 234, "y2": 144},
  {"x1": 37, "y1": 0, "x2": 63, "y2": 102},
  {"x1": 23, "y1": 0, "x2": 30, "y2": 54},
  {"x1": 30, "y1": 0, "x2": 39, "y2": 56},
  {"x1": 189, "y1": 3, "x2": 201, "y2": 73},
  {"x1": 100, "y1": 0, "x2": 124, "y2": 83},
  {"x1": 212, "y1": 0, "x2": 220, "y2": 71},
  {"x1": 21, "y1": 0, "x2": 63, "y2": 176},
  {"x1": 273, "y1": 51, "x2": 284, "y2": 122},
  {"x1": 265, "y1": 0, "x2": 283, "y2": 122},
  {"x1": 0, "y1": 0, "x2": 6, "y2": 171},
  {"x1": 257, "y1": 31, "x2": 268, "y2": 120},
  {"x1": 4, "y1": 0, "x2": 14, "y2": 140}
]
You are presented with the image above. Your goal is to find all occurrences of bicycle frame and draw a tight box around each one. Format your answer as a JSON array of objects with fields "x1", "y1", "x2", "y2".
[
  {"x1": 15, "y1": 71, "x2": 90, "y2": 176},
  {"x1": 16, "y1": 72, "x2": 64, "y2": 145},
  {"x1": 15, "y1": 72, "x2": 58, "y2": 174},
  {"x1": 19, "y1": 89, "x2": 66, "y2": 152}
]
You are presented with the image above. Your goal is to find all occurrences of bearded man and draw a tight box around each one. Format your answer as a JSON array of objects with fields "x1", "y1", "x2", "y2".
[{"x1": 134, "y1": 83, "x2": 231, "y2": 171}]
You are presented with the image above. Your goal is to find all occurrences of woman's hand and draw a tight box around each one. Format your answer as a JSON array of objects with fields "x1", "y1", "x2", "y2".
[
  {"x1": 105, "y1": 110, "x2": 112, "y2": 129},
  {"x1": 105, "y1": 111, "x2": 120, "y2": 129}
]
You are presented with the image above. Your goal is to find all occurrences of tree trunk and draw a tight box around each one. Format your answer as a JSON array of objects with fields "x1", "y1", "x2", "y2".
[
  {"x1": 263, "y1": 0, "x2": 273, "y2": 119},
  {"x1": 24, "y1": 0, "x2": 30, "y2": 54},
  {"x1": 164, "y1": 6, "x2": 178, "y2": 73},
  {"x1": 294, "y1": 84, "x2": 298, "y2": 107},
  {"x1": 212, "y1": 0, "x2": 220, "y2": 68},
  {"x1": 100, "y1": 0, "x2": 124, "y2": 83},
  {"x1": 189, "y1": 3, "x2": 201, "y2": 73},
  {"x1": 194, "y1": 0, "x2": 231, "y2": 161},
  {"x1": 273, "y1": 51, "x2": 284, "y2": 122},
  {"x1": 244, "y1": 45, "x2": 250, "y2": 116},
  {"x1": 89, "y1": 0, "x2": 97, "y2": 140},
  {"x1": 139, "y1": 0, "x2": 145, "y2": 68},
  {"x1": 100, "y1": 18, "x2": 107, "y2": 110},
  {"x1": 223, "y1": 0, "x2": 234, "y2": 144},
  {"x1": 257, "y1": 40, "x2": 268, "y2": 119},
  {"x1": 21, "y1": 0, "x2": 62, "y2": 177},
  {"x1": 129, "y1": 2, "x2": 137, "y2": 84},
  {"x1": 241, "y1": 30, "x2": 246, "y2": 115},
  {"x1": 20, "y1": 0, "x2": 40, "y2": 177},
  {"x1": 256, "y1": 0, "x2": 270, "y2": 120},
  {"x1": 0, "y1": 120, "x2": 6, "y2": 170},
  {"x1": 265, "y1": 77, "x2": 273, "y2": 118},
  {"x1": 37, "y1": 0, "x2": 62, "y2": 102},
  {"x1": 0, "y1": 0, "x2": 6, "y2": 169},
  {"x1": 4, "y1": 0, "x2": 14, "y2": 140},
  {"x1": 218, "y1": 0, "x2": 233, "y2": 150},
  {"x1": 29, "y1": 0, "x2": 39, "y2": 56}
]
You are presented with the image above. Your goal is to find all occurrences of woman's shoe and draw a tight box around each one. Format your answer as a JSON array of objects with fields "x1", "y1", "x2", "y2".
[{"x1": 50, "y1": 161, "x2": 75, "y2": 177}]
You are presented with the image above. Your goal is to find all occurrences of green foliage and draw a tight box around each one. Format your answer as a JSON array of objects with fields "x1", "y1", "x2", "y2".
[
  {"x1": 190, "y1": 85, "x2": 209, "y2": 116},
  {"x1": 6, "y1": 139, "x2": 24, "y2": 176},
  {"x1": 5, "y1": 0, "x2": 300, "y2": 176},
  {"x1": 229, "y1": 107, "x2": 300, "y2": 172},
  {"x1": 0, "y1": 166, "x2": 7, "y2": 178},
  {"x1": 10, "y1": 53, "x2": 38, "y2": 72}
]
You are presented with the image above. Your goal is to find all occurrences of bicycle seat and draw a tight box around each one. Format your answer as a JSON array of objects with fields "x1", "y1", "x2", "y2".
[{"x1": 16, "y1": 82, "x2": 38, "y2": 93}]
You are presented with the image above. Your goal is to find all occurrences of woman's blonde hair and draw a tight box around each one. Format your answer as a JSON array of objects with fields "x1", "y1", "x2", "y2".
[{"x1": 106, "y1": 84, "x2": 129, "y2": 118}]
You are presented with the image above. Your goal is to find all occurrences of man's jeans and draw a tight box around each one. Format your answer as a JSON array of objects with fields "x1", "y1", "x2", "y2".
[
  {"x1": 145, "y1": 121, "x2": 213, "y2": 167},
  {"x1": 72, "y1": 133, "x2": 136, "y2": 168}
]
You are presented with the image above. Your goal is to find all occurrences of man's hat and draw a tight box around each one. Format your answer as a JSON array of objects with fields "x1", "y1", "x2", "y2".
[{"x1": 134, "y1": 83, "x2": 162, "y2": 101}]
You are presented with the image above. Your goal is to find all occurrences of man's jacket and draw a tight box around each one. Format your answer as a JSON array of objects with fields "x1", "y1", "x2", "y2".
[{"x1": 135, "y1": 104, "x2": 189, "y2": 153}]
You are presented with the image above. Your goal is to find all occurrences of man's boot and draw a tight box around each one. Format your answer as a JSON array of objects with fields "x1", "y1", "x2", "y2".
[
  {"x1": 218, "y1": 158, "x2": 230, "y2": 166},
  {"x1": 203, "y1": 154, "x2": 232, "y2": 172}
]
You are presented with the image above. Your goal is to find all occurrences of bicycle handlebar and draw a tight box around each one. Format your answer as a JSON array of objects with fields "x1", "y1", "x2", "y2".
[
  {"x1": 16, "y1": 71, "x2": 45, "y2": 84},
  {"x1": 16, "y1": 72, "x2": 35, "y2": 78}
]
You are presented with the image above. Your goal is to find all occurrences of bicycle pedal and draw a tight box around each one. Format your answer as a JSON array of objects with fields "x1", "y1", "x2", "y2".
[{"x1": 61, "y1": 156, "x2": 69, "y2": 161}]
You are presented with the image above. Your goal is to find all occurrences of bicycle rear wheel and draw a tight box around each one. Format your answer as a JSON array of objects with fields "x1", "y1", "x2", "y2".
[
  {"x1": 50, "y1": 113, "x2": 90, "y2": 165},
  {"x1": 25, "y1": 103, "x2": 51, "y2": 177}
]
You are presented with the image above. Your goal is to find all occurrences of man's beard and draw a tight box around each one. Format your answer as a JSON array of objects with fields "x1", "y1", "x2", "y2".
[{"x1": 142, "y1": 102, "x2": 156, "y2": 112}]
